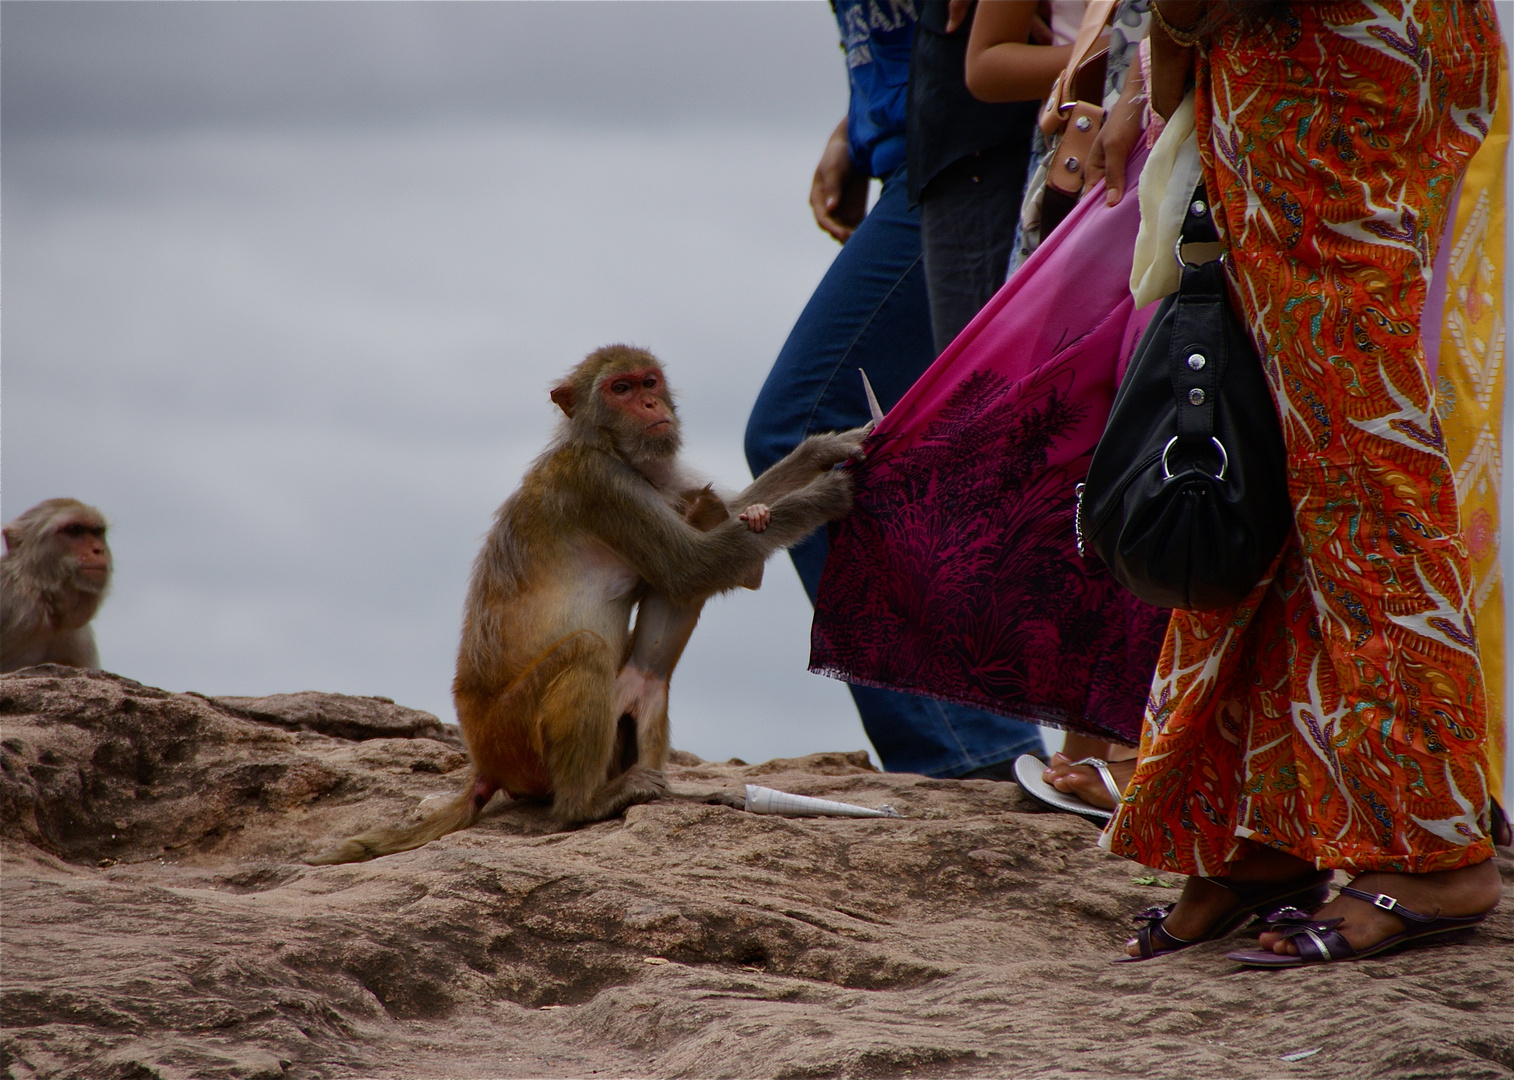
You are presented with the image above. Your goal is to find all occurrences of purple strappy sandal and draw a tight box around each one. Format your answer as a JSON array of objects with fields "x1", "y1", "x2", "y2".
[
  {"x1": 1120, "y1": 869, "x2": 1334, "y2": 961},
  {"x1": 1226, "y1": 885, "x2": 1492, "y2": 968}
]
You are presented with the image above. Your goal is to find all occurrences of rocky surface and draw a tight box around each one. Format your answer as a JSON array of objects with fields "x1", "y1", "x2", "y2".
[{"x1": 2, "y1": 666, "x2": 1512, "y2": 1080}]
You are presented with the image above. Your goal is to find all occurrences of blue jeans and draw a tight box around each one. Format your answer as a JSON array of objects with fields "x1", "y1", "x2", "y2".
[{"x1": 745, "y1": 170, "x2": 1043, "y2": 778}]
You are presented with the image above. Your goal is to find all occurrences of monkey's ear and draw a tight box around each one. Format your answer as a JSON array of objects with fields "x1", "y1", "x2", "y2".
[
  {"x1": 550, "y1": 383, "x2": 576, "y2": 418},
  {"x1": 2, "y1": 527, "x2": 15, "y2": 554}
]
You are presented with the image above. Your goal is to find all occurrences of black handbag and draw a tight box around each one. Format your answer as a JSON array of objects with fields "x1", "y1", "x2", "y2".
[{"x1": 1075, "y1": 184, "x2": 1291, "y2": 611}]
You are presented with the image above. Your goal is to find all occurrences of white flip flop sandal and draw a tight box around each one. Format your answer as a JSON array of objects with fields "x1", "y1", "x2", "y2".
[{"x1": 1011, "y1": 753, "x2": 1118, "y2": 823}]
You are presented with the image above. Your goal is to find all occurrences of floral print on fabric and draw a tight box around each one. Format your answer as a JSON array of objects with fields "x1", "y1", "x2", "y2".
[
  {"x1": 812, "y1": 145, "x2": 1169, "y2": 745},
  {"x1": 1107, "y1": 1, "x2": 1503, "y2": 876}
]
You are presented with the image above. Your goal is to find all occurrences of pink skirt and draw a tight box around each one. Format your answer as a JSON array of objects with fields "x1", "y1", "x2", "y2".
[{"x1": 811, "y1": 144, "x2": 1168, "y2": 745}]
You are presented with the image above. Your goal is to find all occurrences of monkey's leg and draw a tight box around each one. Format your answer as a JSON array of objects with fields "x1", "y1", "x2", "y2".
[
  {"x1": 616, "y1": 590, "x2": 708, "y2": 770},
  {"x1": 544, "y1": 641, "x2": 667, "y2": 826},
  {"x1": 462, "y1": 631, "x2": 612, "y2": 798},
  {"x1": 618, "y1": 594, "x2": 757, "y2": 810}
]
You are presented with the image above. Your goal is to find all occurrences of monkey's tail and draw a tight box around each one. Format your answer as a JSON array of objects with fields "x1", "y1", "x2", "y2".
[{"x1": 305, "y1": 775, "x2": 498, "y2": 865}]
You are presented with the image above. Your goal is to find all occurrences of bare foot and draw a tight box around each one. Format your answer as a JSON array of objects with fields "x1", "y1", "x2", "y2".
[
  {"x1": 1125, "y1": 844, "x2": 1317, "y2": 957},
  {"x1": 1044, "y1": 753, "x2": 1135, "y2": 811},
  {"x1": 1255, "y1": 860, "x2": 1502, "y2": 956}
]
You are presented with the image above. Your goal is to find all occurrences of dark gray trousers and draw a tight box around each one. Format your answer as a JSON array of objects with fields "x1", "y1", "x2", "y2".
[{"x1": 918, "y1": 137, "x2": 1033, "y2": 355}]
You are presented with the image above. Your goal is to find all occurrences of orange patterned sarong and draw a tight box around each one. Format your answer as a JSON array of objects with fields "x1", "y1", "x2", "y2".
[{"x1": 1105, "y1": 1, "x2": 1504, "y2": 876}]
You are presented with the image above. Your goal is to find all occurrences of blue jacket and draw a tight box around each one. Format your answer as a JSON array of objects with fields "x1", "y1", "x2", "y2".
[{"x1": 835, "y1": 0, "x2": 917, "y2": 179}]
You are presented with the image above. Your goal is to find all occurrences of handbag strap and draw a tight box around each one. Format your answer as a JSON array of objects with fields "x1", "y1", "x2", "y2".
[
  {"x1": 1058, "y1": 0, "x2": 1117, "y2": 111},
  {"x1": 1178, "y1": 181, "x2": 1221, "y2": 248},
  {"x1": 1168, "y1": 183, "x2": 1229, "y2": 441},
  {"x1": 1039, "y1": 0, "x2": 1117, "y2": 134}
]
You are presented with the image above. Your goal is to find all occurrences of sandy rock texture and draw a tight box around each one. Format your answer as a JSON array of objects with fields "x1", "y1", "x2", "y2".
[{"x1": 2, "y1": 666, "x2": 1512, "y2": 1080}]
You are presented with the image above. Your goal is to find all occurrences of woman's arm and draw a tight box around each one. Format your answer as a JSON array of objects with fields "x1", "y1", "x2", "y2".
[
  {"x1": 964, "y1": 1, "x2": 1073, "y2": 103},
  {"x1": 1148, "y1": 0, "x2": 1201, "y2": 119}
]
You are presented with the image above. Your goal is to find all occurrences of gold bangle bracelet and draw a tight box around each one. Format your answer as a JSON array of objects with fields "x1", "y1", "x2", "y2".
[{"x1": 1150, "y1": 2, "x2": 1202, "y2": 48}]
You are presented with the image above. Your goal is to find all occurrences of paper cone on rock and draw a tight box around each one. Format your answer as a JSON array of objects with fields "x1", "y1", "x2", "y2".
[{"x1": 744, "y1": 784, "x2": 900, "y2": 818}]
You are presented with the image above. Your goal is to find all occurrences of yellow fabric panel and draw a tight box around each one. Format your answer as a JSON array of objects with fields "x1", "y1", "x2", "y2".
[{"x1": 1439, "y1": 54, "x2": 1508, "y2": 806}]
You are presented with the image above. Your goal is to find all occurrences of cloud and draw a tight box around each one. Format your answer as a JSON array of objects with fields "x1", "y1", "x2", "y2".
[{"x1": 2, "y1": 1, "x2": 845, "y2": 136}]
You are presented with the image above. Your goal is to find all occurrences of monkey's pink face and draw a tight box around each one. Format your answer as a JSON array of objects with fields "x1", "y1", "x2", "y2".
[
  {"x1": 600, "y1": 368, "x2": 675, "y2": 435},
  {"x1": 55, "y1": 519, "x2": 111, "y2": 584}
]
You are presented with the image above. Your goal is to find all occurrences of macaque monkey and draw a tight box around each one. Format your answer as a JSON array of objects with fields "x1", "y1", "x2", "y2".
[
  {"x1": 309, "y1": 345, "x2": 866, "y2": 864},
  {"x1": 0, "y1": 499, "x2": 112, "y2": 673}
]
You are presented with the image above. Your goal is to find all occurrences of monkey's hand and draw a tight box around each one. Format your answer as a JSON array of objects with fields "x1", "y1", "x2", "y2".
[
  {"x1": 738, "y1": 503, "x2": 771, "y2": 533},
  {"x1": 796, "y1": 426, "x2": 871, "y2": 471}
]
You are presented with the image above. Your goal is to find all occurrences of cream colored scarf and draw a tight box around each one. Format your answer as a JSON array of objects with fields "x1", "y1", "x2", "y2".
[{"x1": 1129, "y1": 89, "x2": 1201, "y2": 308}]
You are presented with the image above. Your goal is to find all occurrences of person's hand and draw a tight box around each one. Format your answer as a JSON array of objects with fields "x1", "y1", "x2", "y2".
[
  {"x1": 810, "y1": 118, "x2": 869, "y2": 242},
  {"x1": 944, "y1": 0, "x2": 971, "y2": 33},
  {"x1": 1085, "y1": 67, "x2": 1146, "y2": 206}
]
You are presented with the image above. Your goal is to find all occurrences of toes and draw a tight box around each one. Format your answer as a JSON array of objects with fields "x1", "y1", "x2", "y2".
[
  {"x1": 1256, "y1": 932, "x2": 1296, "y2": 956},
  {"x1": 1047, "y1": 773, "x2": 1082, "y2": 795}
]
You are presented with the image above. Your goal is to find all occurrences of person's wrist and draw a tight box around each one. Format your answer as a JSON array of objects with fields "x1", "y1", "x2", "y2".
[{"x1": 1150, "y1": 2, "x2": 1201, "y2": 48}]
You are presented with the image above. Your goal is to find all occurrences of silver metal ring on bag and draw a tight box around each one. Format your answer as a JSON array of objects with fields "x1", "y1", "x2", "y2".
[
  {"x1": 1174, "y1": 236, "x2": 1230, "y2": 270},
  {"x1": 1161, "y1": 435, "x2": 1228, "y2": 481}
]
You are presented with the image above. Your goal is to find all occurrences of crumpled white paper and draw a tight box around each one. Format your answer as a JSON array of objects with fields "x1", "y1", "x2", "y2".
[{"x1": 743, "y1": 784, "x2": 901, "y2": 818}]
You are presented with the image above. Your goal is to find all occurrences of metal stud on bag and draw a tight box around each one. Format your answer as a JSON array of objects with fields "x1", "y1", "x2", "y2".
[
  {"x1": 1191, "y1": 200, "x2": 1207, "y2": 216},
  {"x1": 1187, "y1": 353, "x2": 1206, "y2": 370},
  {"x1": 1064, "y1": 156, "x2": 1080, "y2": 172},
  {"x1": 1075, "y1": 116, "x2": 1093, "y2": 132},
  {"x1": 1188, "y1": 388, "x2": 1206, "y2": 406}
]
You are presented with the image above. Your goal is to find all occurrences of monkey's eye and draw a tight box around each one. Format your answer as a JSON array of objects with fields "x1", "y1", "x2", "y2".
[
  {"x1": 642, "y1": 377, "x2": 658, "y2": 389},
  {"x1": 61, "y1": 524, "x2": 88, "y2": 538},
  {"x1": 610, "y1": 380, "x2": 631, "y2": 395}
]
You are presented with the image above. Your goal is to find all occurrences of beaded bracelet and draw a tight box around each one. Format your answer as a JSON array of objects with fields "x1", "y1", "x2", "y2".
[{"x1": 1150, "y1": 2, "x2": 1202, "y2": 48}]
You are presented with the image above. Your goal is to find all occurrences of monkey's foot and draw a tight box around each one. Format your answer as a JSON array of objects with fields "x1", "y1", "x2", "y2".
[{"x1": 623, "y1": 765, "x2": 669, "y2": 804}]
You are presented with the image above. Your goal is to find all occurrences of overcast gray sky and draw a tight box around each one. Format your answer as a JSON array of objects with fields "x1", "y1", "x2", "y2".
[{"x1": 1, "y1": 0, "x2": 886, "y2": 765}]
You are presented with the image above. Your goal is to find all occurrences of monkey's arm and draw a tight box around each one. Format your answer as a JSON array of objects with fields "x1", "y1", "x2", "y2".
[
  {"x1": 562, "y1": 448, "x2": 851, "y2": 604},
  {"x1": 680, "y1": 486, "x2": 762, "y2": 587},
  {"x1": 735, "y1": 425, "x2": 870, "y2": 509}
]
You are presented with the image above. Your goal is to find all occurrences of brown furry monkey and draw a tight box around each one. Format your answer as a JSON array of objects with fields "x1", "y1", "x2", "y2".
[
  {"x1": 308, "y1": 345, "x2": 865, "y2": 864},
  {"x1": 1, "y1": 499, "x2": 112, "y2": 673}
]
